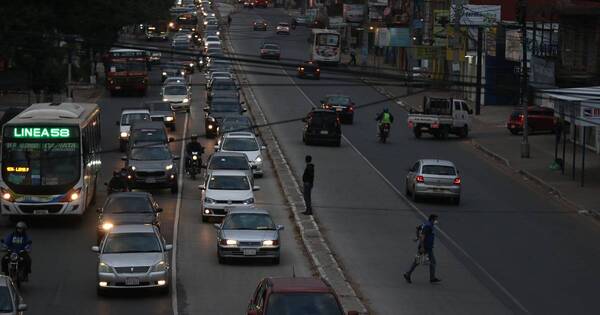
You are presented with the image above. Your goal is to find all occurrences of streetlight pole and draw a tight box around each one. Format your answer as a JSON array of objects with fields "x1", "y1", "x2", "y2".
[{"x1": 519, "y1": 0, "x2": 530, "y2": 158}]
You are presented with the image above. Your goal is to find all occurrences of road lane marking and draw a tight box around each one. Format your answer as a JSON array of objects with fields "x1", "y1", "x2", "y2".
[
  {"x1": 284, "y1": 69, "x2": 530, "y2": 314},
  {"x1": 171, "y1": 108, "x2": 189, "y2": 315}
]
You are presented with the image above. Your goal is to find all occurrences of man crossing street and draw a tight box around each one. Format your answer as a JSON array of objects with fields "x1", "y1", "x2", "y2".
[{"x1": 404, "y1": 214, "x2": 442, "y2": 284}]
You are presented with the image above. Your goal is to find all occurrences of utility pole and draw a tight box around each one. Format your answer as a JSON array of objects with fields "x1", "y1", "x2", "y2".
[
  {"x1": 361, "y1": 0, "x2": 369, "y2": 67},
  {"x1": 475, "y1": 26, "x2": 482, "y2": 115},
  {"x1": 519, "y1": 0, "x2": 530, "y2": 158}
]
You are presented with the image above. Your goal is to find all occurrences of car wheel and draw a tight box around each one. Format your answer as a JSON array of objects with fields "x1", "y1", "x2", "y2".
[
  {"x1": 171, "y1": 184, "x2": 178, "y2": 194},
  {"x1": 335, "y1": 138, "x2": 341, "y2": 147},
  {"x1": 453, "y1": 196, "x2": 461, "y2": 205},
  {"x1": 218, "y1": 254, "x2": 226, "y2": 264},
  {"x1": 97, "y1": 286, "x2": 108, "y2": 297},
  {"x1": 405, "y1": 183, "x2": 410, "y2": 196},
  {"x1": 272, "y1": 257, "x2": 280, "y2": 265},
  {"x1": 459, "y1": 126, "x2": 469, "y2": 138},
  {"x1": 186, "y1": 108, "x2": 191, "y2": 113},
  {"x1": 119, "y1": 141, "x2": 126, "y2": 152},
  {"x1": 159, "y1": 282, "x2": 170, "y2": 295},
  {"x1": 202, "y1": 215, "x2": 208, "y2": 223},
  {"x1": 170, "y1": 125, "x2": 176, "y2": 132},
  {"x1": 412, "y1": 188, "x2": 420, "y2": 202},
  {"x1": 414, "y1": 128, "x2": 422, "y2": 138}
]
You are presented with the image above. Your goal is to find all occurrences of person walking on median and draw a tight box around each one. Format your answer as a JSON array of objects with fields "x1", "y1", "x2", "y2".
[
  {"x1": 404, "y1": 214, "x2": 442, "y2": 284},
  {"x1": 349, "y1": 48, "x2": 357, "y2": 66},
  {"x1": 302, "y1": 155, "x2": 315, "y2": 215}
]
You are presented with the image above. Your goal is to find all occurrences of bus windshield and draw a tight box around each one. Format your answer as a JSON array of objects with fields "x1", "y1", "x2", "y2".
[
  {"x1": 316, "y1": 33, "x2": 339, "y2": 47},
  {"x1": 2, "y1": 141, "x2": 80, "y2": 194},
  {"x1": 110, "y1": 62, "x2": 146, "y2": 72}
]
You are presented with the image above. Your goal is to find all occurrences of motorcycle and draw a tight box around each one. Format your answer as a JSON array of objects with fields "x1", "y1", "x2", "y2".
[
  {"x1": 378, "y1": 123, "x2": 391, "y2": 143},
  {"x1": 187, "y1": 152, "x2": 201, "y2": 180},
  {"x1": 105, "y1": 172, "x2": 130, "y2": 194},
  {"x1": 4, "y1": 250, "x2": 27, "y2": 287}
]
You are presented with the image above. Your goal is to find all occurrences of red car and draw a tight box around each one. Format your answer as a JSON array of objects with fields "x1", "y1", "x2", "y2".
[
  {"x1": 507, "y1": 106, "x2": 556, "y2": 135},
  {"x1": 247, "y1": 277, "x2": 359, "y2": 315}
]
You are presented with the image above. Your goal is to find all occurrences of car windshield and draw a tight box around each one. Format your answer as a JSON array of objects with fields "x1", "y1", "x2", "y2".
[
  {"x1": 279, "y1": 23, "x2": 289, "y2": 27},
  {"x1": 265, "y1": 293, "x2": 343, "y2": 315},
  {"x1": 213, "y1": 81, "x2": 236, "y2": 90},
  {"x1": 147, "y1": 102, "x2": 172, "y2": 111},
  {"x1": 309, "y1": 113, "x2": 337, "y2": 125},
  {"x1": 316, "y1": 33, "x2": 340, "y2": 47},
  {"x1": 222, "y1": 138, "x2": 258, "y2": 151},
  {"x1": 0, "y1": 287, "x2": 12, "y2": 312},
  {"x1": 207, "y1": 36, "x2": 219, "y2": 42},
  {"x1": 130, "y1": 146, "x2": 171, "y2": 161},
  {"x1": 207, "y1": 43, "x2": 221, "y2": 49},
  {"x1": 131, "y1": 129, "x2": 166, "y2": 144},
  {"x1": 208, "y1": 175, "x2": 250, "y2": 190},
  {"x1": 222, "y1": 119, "x2": 252, "y2": 132},
  {"x1": 222, "y1": 213, "x2": 275, "y2": 230},
  {"x1": 105, "y1": 196, "x2": 153, "y2": 214},
  {"x1": 103, "y1": 232, "x2": 162, "y2": 254},
  {"x1": 326, "y1": 96, "x2": 350, "y2": 105},
  {"x1": 164, "y1": 85, "x2": 187, "y2": 95},
  {"x1": 121, "y1": 113, "x2": 149, "y2": 125},
  {"x1": 212, "y1": 103, "x2": 240, "y2": 113},
  {"x1": 164, "y1": 78, "x2": 186, "y2": 85},
  {"x1": 264, "y1": 44, "x2": 279, "y2": 50},
  {"x1": 422, "y1": 165, "x2": 456, "y2": 176},
  {"x1": 209, "y1": 156, "x2": 249, "y2": 170}
]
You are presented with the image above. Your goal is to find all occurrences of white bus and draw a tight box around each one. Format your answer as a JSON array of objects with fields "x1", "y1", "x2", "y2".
[
  {"x1": 310, "y1": 29, "x2": 341, "y2": 64},
  {"x1": 0, "y1": 102, "x2": 102, "y2": 216}
]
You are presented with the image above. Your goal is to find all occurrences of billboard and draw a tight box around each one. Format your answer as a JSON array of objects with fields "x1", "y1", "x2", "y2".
[
  {"x1": 451, "y1": 5, "x2": 501, "y2": 26},
  {"x1": 343, "y1": 4, "x2": 365, "y2": 23},
  {"x1": 389, "y1": 28, "x2": 411, "y2": 47}
]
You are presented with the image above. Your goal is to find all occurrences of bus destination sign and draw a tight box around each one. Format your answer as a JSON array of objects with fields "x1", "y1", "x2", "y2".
[{"x1": 12, "y1": 127, "x2": 72, "y2": 139}]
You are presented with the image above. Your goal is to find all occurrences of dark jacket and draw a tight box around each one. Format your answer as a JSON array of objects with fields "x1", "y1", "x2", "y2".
[
  {"x1": 420, "y1": 221, "x2": 435, "y2": 250},
  {"x1": 186, "y1": 142, "x2": 204, "y2": 156},
  {"x1": 302, "y1": 163, "x2": 314, "y2": 185},
  {"x1": 3, "y1": 232, "x2": 32, "y2": 252}
]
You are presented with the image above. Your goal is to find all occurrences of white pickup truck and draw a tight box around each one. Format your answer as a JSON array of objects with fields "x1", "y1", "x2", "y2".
[{"x1": 407, "y1": 96, "x2": 472, "y2": 139}]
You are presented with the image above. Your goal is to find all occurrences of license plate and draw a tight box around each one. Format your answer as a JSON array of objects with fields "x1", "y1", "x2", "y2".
[
  {"x1": 421, "y1": 127, "x2": 429, "y2": 131},
  {"x1": 320, "y1": 130, "x2": 329, "y2": 135},
  {"x1": 125, "y1": 278, "x2": 140, "y2": 286},
  {"x1": 335, "y1": 108, "x2": 342, "y2": 112},
  {"x1": 145, "y1": 178, "x2": 156, "y2": 183},
  {"x1": 243, "y1": 249, "x2": 256, "y2": 256},
  {"x1": 34, "y1": 210, "x2": 48, "y2": 215},
  {"x1": 115, "y1": 86, "x2": 121, "y2": 90}
]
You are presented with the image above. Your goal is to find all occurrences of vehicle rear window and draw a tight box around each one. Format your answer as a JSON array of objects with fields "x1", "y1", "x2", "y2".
[
  {"x1": 105, "y1": 196, "x2": 153, "y2": 213},
  {"x1": 310, "y1": 113, "x2": 337, "y2": 125},
  {"x1": 421, "y1": 165, "x2": 456, "y2": 176},
  {"x1": 264, "y1": 44, "x2": 279, "y2": 50},
  {"x1": 209, "y1": 156, "x2": 249, "y2": 170},
  {"x1": 266, "y1": 293, "x2": 343, "y2": 315},
  {"x1": 327, "y1": 96, "x2": 350, "y2": 105}
]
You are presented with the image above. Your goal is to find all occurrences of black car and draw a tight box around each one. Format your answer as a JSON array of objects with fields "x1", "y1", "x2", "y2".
[
  {"x1": 207, "y1": 78, "x2": 239, "y2": 102},
  {"x1": 260, "y1": 43, "x2": 280, "y2": 60},
  {"x1": 320, "y1": 94, "x2": 355, "y2": 124},
  {"x1": 204, "y1": 98, "x2": 247, "y2": 138},
  {"x1": 302, "y1": 109, "x2": 341, "y2": 146},
  {"x1": 129, "y1": 121, "x2": 174, "y2": 149},
  {"x1": 297, "y1": 60, "x2": 320, "y2": 79},
  {"x1": 253, "y1": 19, "x2": 267, "y2": 31},
  {"x1": 145, "y1": 101, "x2": 176, "y2": 131},
  {"x1": 96, "y1": 192, "x2": 162, "y2": 243}
]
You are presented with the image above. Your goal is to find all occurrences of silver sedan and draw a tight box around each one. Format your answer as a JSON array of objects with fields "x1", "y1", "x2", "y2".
[
  {"x1": 214, "y1": 207, "x2": 283, "y2": 264},
  {"x1": 405, "y1": 159, "x2": 462, "y2": 205},
  {"x1": 92, "y1": 224, "x2": 172, "y2": 295}
]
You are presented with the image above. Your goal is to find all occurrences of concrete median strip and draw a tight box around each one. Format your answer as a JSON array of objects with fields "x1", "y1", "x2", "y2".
[{"x1": 220, "y1": 11, "x2": 368, "y2": 314}]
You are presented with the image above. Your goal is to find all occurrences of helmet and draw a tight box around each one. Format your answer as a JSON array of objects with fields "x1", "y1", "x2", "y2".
[
  {"x1": 383, "y1": 107, "x2": 389, "y2": 113},
  {"x1": 16, "y1": 221, "x2": 27, "y2": 231},
  {"x1": 190, "y1": 134, "x2": 198, "y2": 141},
  {"x1": 119, "y1": 168, "x2": 129, "y2": 177}
]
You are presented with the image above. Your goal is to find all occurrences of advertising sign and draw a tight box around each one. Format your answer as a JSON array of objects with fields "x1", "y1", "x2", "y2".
[
  {"x1": 451, "y1": 5, "x2": 501, "y2": 26},
  {"x1": 432, "y1": 9, "x2": 449, "y2": 47},
  {"x1": 368, "y1": 0, "x2": 388, "y2": 6},
  {"x1": 375, "y1": 28, "x2": 390, "y2": 47},
  {"x1": 388, "y1": 28, "x2": 411, "y2": 47},
  {"x1": 343, "y1": 4, "x2": 365, "y2": 23}
]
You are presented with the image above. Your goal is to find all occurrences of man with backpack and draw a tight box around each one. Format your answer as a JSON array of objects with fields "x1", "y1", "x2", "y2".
[{"x1": 403, "y1": 214, "x2": 442, "y2": 284}]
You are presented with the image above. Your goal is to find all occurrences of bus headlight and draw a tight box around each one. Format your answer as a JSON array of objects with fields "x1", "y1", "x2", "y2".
[
  {"x1": 192, "y1": 155, "x2": 198, "y2": 160},
  {"x1": 1, "y1": 189, "x2": 12, "y2": 202},
  {"x1": 102, "y1": 222, "x2": 114, "y2": 231},
  {"x1": 70, "y1": 192, "x2": 80, "y2": 201},
  {"x1": 120, "y1": 132, "x2": 128, "y2": 138}
]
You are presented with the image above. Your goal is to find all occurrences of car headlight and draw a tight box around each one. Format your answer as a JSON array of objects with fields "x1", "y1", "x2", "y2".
[
  {"x1": 120, "y1": 132, "x2": 128, "y2": 138},
  {"x1": 183, "y1": 98, "x2": 189, "y2": 103},
  {"x1": 165, "y1": 164, "x2": 173, "y2": 171},
  {"x1": 189, "y1": 63, "x2": 195, "y2": 67},
  {"x1": 219, "y1": 239, "x2": 237, "y2": 246},
  {"x1": 199, "y1": 60, "x2": 204, "y2": 64},
  {"x1": 216, "y1": 31, "x2": 220, "y2": 35},
  {"x1": 163, "y1": 98, "x2": 169, "y2": 102},
  {"x1": 204, "y1": 197, "x2": 216, "y2": 204},
  {"x1": 255, "y1": 156, "x2": 262, "y2": 163},
  {"x1": 152, "y1": 260, "x2": 168, "y2": 272},
  {"x1": 192, "y1": 155, "x2": 198, "y2": 160},
  {"x1": 98, "y1": 262, "x2": 112, "y2": 273},
  {"x1": 130, "y1": 166, "x2": 136, "y2": 171},
  {"x1": 102, "y1": 222, "x2": 114, "y2": 231},
  {"x1": 262, "y1": 240, "x2": 278, "y2": 246},
  {"x1": 162, "y1": 72, "x2": 167, "y2": 76},
  {"x1": 242, "y1": 197, "x2": 255, "y2": 204},
  {"x1": 165, "y1": 116, "x2": 174, "y2": 122}
]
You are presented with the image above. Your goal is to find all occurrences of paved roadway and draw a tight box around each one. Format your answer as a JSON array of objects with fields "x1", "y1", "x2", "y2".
[
  {"x1": 227, "y1": 5, "x2": 600, "y2": 315},
  {"x1": 0, "y1": 32, "x2": 312, "y2": 314}
]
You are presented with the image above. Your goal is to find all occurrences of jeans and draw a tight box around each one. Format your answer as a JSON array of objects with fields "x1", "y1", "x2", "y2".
[
  {"x1": 303, "y1": 182, "x2": 313, "y2": 213},
  {"x1": 406, "y1": 247, "x2": 436, "y2": 280}
]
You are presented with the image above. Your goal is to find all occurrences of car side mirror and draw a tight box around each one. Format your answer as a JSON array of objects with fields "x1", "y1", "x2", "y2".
[
  {"x1": 91, "y1": 246, "x2": 100, "y2": 253},
  {"x1": 252, "y1": 185, "x2": 260, "y2": 191},
  {"x1": 121, "y1": 156, "x2": 127, "y2": 161},
  {"x1": 276, "y1": 224, "x2": 284, "y2": 230},
  {"x1": 17, "y1": 304, "x2": 27, "y2": 311},
  {"x1": 214, "y1": 145, "x2": 219, "y2": 150},
  {"x1": 213, "y1": 223, "x2": 221, "y2": 230},
  {"x1": 242, "y1": 107, "x2": 247, "y2": 112},
  {"x1": 198, "y1": 184, "x2": 206, "y2": 190},
  {"x1": 169, "y1": 137, "x2": 175, "y2": 142},
  {"x1": 165, "y1": 244, "x2": 173, "y2": 251},
  {"x1": 157, "y1": 208, "x2": 163, "y2": 213}
]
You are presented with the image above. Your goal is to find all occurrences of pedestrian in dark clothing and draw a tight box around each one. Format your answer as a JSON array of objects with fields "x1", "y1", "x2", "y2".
[
  {"x1": 227, "y1": 15, "x2": 232, "y2": 27},
  {"x1": 404, "y1": 214, "x2": 442, "y2": 284},
  {"x1": 349, "y1": 49, "x2": 357, "y2": 66},
  {"x1": 302, "y1": 155, "x2": 314, "y2": 215}
]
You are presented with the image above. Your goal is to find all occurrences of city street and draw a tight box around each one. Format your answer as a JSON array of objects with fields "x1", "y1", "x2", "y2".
[
  {"x1": 226, "y1": 6, "x2": 600, "y2": 315},
  {"x1": 0, "y1": 34, "x2": 312, "y2": 314}
]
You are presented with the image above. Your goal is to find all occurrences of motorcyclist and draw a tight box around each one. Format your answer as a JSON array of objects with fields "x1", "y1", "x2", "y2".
[
  {"x1": 185, "y1": 134, "x2": 205, "y2": 170},
  {"x1": 107, "y1": 168, "x2": 130, "y2": 192},
  {"x1": 291, "y1": 18, "x2": 297, "y2": 30},
  {"x1": 2, "y1": 221, "x2": 32, "y2": 280},
  {"x1": 375, "y1": 107, "x2": 394, "y2": 135}
]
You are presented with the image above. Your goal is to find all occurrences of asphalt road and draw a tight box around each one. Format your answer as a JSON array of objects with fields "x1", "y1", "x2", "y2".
[
  {"x1": 228, "y1": 6, "x2": 600, "y2": 315},
  {"x1": 0, "y1": 32, "x2": 312, "y2": 314}
]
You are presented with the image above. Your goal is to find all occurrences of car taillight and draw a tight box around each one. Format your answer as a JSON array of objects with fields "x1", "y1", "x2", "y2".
[
  {"x1": 348, "y1": 106, "x2": 354, "y2": 112},
  {"x1": 431, "y1": 122, "x2": 439, "y2": 129},
  {"x1": 519, "y1": 114, "x2": 524, "y2": 122},
  {"x1": 260, "y1": 49, "x2": 266, "y2": 53},
  {"x1": 408, "y1": 121, "x2": 414, "y2": 129},
  {"x1": 453, "y1": 177, "x2": 461, "y2": 185},
  {"x1": 415, "y1": 175, "x2": 425, "y2": 183}
]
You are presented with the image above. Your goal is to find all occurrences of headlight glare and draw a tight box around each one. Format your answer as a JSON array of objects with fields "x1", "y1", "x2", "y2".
[
  {"x1": 165, "y1": 164, "x2": 173, "y2": 170},
  {"x1": 120, "y1": 132, "x2": 128, "y2": 138},
  {"x1": 102, "y1": 222, "x2": 114, "y2": 231},
  {"x1": 183, "y1": 98, "x2": 189, "y2": 103},
  {"x1": 152, "y1": 260, "x2": 167, "y2": 272},
  {"x1": 98, "y1": 262, "x2": 111, "y2": 273},
  {"x1": 165, "y1": 116, "x2": 174, "y2": 122}
]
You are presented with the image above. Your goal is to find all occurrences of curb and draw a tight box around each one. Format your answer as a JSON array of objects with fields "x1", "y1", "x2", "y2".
[
  {"x1": 470, "y1": 140, "x2": 511, "y2": 168},
  {"x1": 221, "y1": 10, "x2": 369, "y2": 314}
]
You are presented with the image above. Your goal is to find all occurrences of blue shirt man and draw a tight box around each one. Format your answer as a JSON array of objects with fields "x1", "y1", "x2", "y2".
[{"x1": 404, "y1": 214, "x2": 441, "y2": 284}]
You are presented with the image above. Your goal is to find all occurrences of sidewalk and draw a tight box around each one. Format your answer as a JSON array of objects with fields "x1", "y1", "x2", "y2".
[{"x1": 361, "y1": 79, "x2": 600, "y2": 217}]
